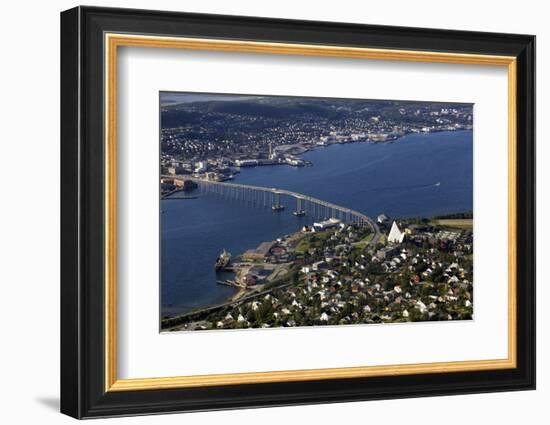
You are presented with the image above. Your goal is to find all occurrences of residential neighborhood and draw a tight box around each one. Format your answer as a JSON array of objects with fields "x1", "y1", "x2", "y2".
[{"x1": 162, "y1": 214, "x2": 473, "y2": 331}]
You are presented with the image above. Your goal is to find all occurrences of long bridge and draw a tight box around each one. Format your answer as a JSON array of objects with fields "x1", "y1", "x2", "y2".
[{"x1": 165, "y1": 176, "x2": 380, "y2": 239}]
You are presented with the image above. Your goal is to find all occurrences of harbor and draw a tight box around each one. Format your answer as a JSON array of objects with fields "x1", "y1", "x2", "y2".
[{"x1": 161, "y1": 130, "x2": 473, "y2": 318}]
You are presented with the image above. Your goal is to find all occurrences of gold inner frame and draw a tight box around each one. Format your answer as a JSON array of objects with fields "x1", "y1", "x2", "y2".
[{"x1": 104, "y1": 33, "x2": 517, "y2": 392}]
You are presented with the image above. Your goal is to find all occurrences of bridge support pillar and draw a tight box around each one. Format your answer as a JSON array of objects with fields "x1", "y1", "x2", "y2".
[
  {"x1": 272, "y1": 192, "x2": 284, "y2": 211},
  {"x1": 293, "y1": 197, "x2": 305, "y2": 216}
]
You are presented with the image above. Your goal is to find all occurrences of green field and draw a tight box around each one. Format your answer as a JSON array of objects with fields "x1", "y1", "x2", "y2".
[
  {"x1": 432, "y1": 219, "x2": 473, "y2": 230},
  {"x1": 353, "y1": 233, "x2": 374, "y2": 249},
  {"x1": 295, "y1": 231, "x2": 330, "y2": 254}
]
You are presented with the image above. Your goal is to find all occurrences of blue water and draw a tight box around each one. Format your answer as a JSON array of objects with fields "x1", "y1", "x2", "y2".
[{"x1": 161, "y1": 130, "x2": 473, "y2": 316}]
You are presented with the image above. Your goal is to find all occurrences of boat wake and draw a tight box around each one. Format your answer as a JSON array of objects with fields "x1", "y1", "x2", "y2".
[{"x1": 357, "y1": 181, "x2": 441, "y2": 193}]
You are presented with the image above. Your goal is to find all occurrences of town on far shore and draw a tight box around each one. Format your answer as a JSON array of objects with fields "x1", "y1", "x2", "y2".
[
  {"x1": 160, "y1": 95, "x2": 472, "y2": 184},
  {"x1": 162, "y1": 211, "x2": 473, "y2": 331}
]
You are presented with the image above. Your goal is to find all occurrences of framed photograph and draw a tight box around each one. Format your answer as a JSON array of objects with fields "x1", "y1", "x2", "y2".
[{"x1": 60, "y1": 6, "x2": 535, "y2": 419}]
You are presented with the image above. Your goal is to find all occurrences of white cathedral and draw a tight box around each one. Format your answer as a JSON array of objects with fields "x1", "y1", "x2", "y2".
[{"x1": 387, "y1": 221, "x2": 405, "y2": 244}]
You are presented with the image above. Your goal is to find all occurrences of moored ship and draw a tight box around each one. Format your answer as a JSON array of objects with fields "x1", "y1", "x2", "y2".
[{"x1": 215, "y1": 249, "x2": 231, "y2": 270}]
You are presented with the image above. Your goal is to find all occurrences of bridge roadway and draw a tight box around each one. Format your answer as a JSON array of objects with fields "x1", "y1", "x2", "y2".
[{"x1": 172, "y1": 176, "x2": 381, "y2": 244}]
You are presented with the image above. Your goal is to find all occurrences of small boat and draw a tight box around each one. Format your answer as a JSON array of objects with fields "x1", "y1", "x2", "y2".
[
  {"x1": 435, "y1": 182, "x2": 441, "y2": 187},
  {"x1": 215, "y1": 249, "x2": 231, "y2": 270},
  {"x1": 293, "y1": 210, "x2": 306, "y2": 216},
  {"x1": 272, "y1": 205, "x2": 285, "y2": 211}
]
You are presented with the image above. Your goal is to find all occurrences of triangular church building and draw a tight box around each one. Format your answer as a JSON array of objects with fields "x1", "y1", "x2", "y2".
[{"x1": 387, "y1": 221, "x2": 405, "y2": 244}]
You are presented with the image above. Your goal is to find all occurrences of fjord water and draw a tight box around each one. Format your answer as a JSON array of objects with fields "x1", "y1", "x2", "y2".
[{"x1": 161, "y1": 130, "x2": 473, "y2": 316}]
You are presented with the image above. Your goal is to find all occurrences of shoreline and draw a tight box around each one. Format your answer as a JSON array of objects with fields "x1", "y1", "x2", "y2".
[
  {"x1": 162, "y1": 211, "x2": 473, "y2": 331},
  {"x1": 162, "y1": 209, "x2": 473, "y2": 325},
  {"x1": 300, "y1": 127, "x2": 471, "y2": 155},
  {"x1": 168, "y1": 129, "x2": 473, "y2": 178},
  {"x1": 237, "y1": 128, "x2": 473, "y2": 170},
  {"x1": 161, "y1": 130, "x2": 473, "y2": 322}
]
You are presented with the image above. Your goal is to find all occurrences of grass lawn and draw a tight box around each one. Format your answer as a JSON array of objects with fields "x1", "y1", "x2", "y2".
[
  {"x1": 295, "y1": 237, "x2": 311, "y2": 254},
  {"x1": 353, "y1": 233, "x2": 374, "y2": 249},
  {"x1": 295, "y1": 231, "x2": 330, "y2": 254},
  {"x1": 432, "y1": 219, "x2": 473, "y2": 230}
]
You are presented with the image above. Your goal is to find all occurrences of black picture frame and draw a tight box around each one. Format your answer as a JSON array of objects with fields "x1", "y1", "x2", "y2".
[{"x1": 61, "y1": 5, "x2": 536, "y2": 419}]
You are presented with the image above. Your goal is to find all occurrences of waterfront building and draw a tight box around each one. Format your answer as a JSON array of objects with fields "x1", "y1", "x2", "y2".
[
  {"x1": 235, "y1": 159, "x2": 259, "y2": 167},
  {"x1": 160, "y1": 177, "x2": 197, "y2": 191},
  {"x1": 285, "y1": 157, "x2": 305, "y2": 166},
  {"x1": 195, "y1": 161, "x2": 208, "y2": 173},
  {"x1": 377, "y1": 213, "x2": 389, "y2": 224},
  {"x1": 181, "y1": 179, "x2": 198, "y2": 191},
  {"x1": 241, "y1": 241, "x2": 274, "y2": 261},
  {"x1": 313, "y1": 218, "x2": 342, "y2": 231},
  {"x1": 167, "y1": 165, "x2": 187, "y2": 175}
]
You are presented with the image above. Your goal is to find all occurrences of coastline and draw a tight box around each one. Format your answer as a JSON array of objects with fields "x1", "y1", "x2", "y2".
[
  {"x1": 249, "y1": 128, "x2": 473, "y2": 168},
  {"x1": 162, "y1": 210, "x2": 473, "y2": 331},
  {"x1": 213, "y1": 209, "x2": 473, "y2": 311},
  {"x1": 161, "y1": 129, "x2": 473, "y2": 322}
]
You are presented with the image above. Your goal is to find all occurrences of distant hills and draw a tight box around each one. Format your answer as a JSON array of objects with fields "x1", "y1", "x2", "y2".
[{"x1": 161, "y1": 94, "x2": 472, "y2": 128}]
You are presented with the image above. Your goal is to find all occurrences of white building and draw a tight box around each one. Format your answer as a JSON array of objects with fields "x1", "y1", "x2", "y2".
[
  {"x1": 235, "y1": 159, "x2": 258, "y2": 167},
  {"x1": 194, "y1": 161, "x2": 208, "y2": 173},
  {"x1": 387, "y1": 221, "x2": 405, "y2": 244},
  {"x1": 313, "y1": 218, "x2": 341, "y2": 231},
  {"x1": 377, "y1": 213, "x2": 389, "y2": 224}
]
